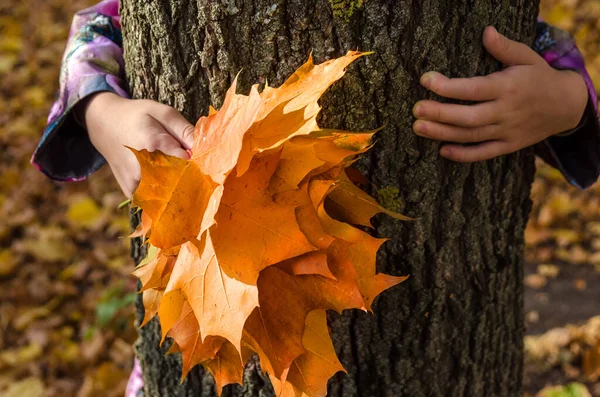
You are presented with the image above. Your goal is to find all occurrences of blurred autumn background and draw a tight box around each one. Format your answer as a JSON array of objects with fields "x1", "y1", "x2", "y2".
[{"x1": 1, "y1": 0, "x2": 600, "y2": 396}]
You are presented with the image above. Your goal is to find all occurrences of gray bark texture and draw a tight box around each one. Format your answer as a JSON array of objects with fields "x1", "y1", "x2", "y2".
[{"x1": 122, "y1": 1, "x2": 540, "y2": 396}]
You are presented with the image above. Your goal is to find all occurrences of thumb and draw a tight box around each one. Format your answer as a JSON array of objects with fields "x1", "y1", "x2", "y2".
[
  {"x1": 483, "y1": 26, "x2": 541, "y2": 66},
  {"x1": 151, "y1": 103, "x2": 195, "y2": 150}
]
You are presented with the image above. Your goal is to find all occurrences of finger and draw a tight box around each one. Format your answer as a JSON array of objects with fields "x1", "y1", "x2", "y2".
[
  {"x1": 440, "y1": 141, "x2": 513, "y2": 163},
  {"x1": 158, "y1": 146, "x2": 190, "y2": 159},
  {"x1": 413, "y1": 100, "x2": 498, "y2": 127},
  {"x1": 147, "y1": 134, "x2": 192, "y2": 159},
  {"x1": 483, "y1": 26, "x2": 542, "y2": 66},
  {"x1": 413, "y1": 120, "x2": 500, "y2": 143},
  {"x1": 420, "y1": 71, "x2": 500, "y2": 101},
  {"x1": 150, "y1": 103, "x2": 195, "y2": 150}
]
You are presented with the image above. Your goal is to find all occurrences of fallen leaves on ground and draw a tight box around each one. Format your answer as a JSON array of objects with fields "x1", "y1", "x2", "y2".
[
  {"x1": 526, "y1": 162, "x2": 600, "y2": 268},
  {"x1": 536, "y1": 383, "x2": 593, "y2": 397},
  {"x1": 132, "y1": 52, "x2": 409, "y2": 396},
  {"x1": 0, "y1": 0, "x2": 135, "y2": 396},
  {"x1": 1, "y1": 0, "x2": 599, "y2": 395},
  {"x1": 524, "y1": 159, "x2": 600, "y2": 396},
  {"x1": 525, "y1": 317, "x2": 600, "y2": 396}
]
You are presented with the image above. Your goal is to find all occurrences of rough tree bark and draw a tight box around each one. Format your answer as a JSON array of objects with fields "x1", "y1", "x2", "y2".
[{"x1": 122, "y1": 1, "x2": 539, "y2": 396}]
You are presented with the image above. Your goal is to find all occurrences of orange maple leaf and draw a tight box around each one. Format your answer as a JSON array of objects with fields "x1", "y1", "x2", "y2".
[
  {"x1": 211, "y1": 153, "x2": 316, "y2": 284},
  {"x1": 130, "y1": 149, "x2": 217, "y2": 249},
  {"x1": 204, "y1": 340, "x2": 245, "y2": 395},
  {"x1": 249, "y1": 240, "x2": 366, "y2": 378},
  {"x1": 168, "y1": 301, "x2": 224, "y2": 378},
  {"x1": 158, "y1": 290, "x2": 186, "y2": 344},
  {"x1": 132, "y1": 245, "x2": 178, "y2": 292},
  {"x1": 130, "y1": 211, "x2": 152, "y2": 239},
  {"x1": 140, "y1": 288, "x2": 163, "y2": 328},
  {"x1": 326, "y1": 171, "x2": 412, "y2": 227},
  {"x1": 165, "y1": 235, "x2": 259, "y2": 354},
  {"x1": 236, "y1": 51, "x2": 369, "y2": 176},
  {"x1": 286, "y1": 310, "x2": 345, "y2": 397},
  {"x1": 131, "y1": 51, "x2": 409, "y2": 397}
]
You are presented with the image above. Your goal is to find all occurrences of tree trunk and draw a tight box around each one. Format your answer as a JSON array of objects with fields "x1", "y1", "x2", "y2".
[{"x1": 121, "y1": 1, "x2": 539, "y2": 396}]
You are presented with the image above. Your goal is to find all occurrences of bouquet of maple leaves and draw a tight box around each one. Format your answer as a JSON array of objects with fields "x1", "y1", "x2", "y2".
[{"x1": 130, "y1": 51, "x2": 409, "y2": 397}]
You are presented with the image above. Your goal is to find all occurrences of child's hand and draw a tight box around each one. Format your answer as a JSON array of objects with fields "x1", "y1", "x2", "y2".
[
  {"x1": 79, "y1": 92, "x2": 195, "y2": 197},
  {"x1": 412, "y1": 26, "x2": 589, "y2": 163}
]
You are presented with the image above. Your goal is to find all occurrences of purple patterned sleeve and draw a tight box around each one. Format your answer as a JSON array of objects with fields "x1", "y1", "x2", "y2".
[
  {"x1": 43, "y1": 7, "x2": 144, "y2": 394},
  {"x1": 31, "y1": 0, "x2": 128, "y2": 182},
  {"x1": 126, "y1": 358, "x2": 144, "y2": 397},
  {"x1": 534, "y1": 20, "x2": 600, "y2": 189}
]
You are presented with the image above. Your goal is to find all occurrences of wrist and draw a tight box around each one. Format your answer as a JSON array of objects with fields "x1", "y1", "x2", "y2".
[
  {"x1": 75, "y1": 91, "x2": 123, "y2": 131},
  {"x1": 557, "y1": 70, "x2": 589, "y2": 134}
]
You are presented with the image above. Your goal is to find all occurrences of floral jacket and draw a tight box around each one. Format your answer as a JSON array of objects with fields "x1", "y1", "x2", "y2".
[{"x1": 31, "y1": 0, "x2": 600, "y2": 188}]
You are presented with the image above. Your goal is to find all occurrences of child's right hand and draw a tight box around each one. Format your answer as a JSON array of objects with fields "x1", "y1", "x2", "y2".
[{"x1": 79, "y1": 92, "x2": 195, "y2": 198}]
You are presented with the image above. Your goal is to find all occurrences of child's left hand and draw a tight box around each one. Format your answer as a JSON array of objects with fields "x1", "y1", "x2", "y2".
[{"x1": 412, "y1": 26, "x2": 589, "y2": 162}]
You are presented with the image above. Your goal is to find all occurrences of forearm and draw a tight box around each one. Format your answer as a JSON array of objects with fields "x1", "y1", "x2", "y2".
[{"x1": 31, "y1": 0, "x2": 128, "y2": 181}]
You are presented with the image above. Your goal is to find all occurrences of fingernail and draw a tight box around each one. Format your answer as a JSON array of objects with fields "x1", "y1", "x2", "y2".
[
  {"x1": 492, "y1": 26, "x2": 502, "y2": 40},
  {"x1": 413, "y1": 103, "x2": 423, "y2": 118},
  {"x1": 413, "y1": 121, "x2": 427, "y2": 135},
  {"x1": 420, "y1": 74, "x2": 432, "y2": 89}
]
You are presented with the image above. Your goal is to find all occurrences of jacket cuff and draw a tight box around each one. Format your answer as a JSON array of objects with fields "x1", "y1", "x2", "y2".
[
  {"x1": 31, "y1": 74, "x2": 126, "y2": 181},
  {"x1": 536, "y1": 97, "x2": 600, "y2": 189}
]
